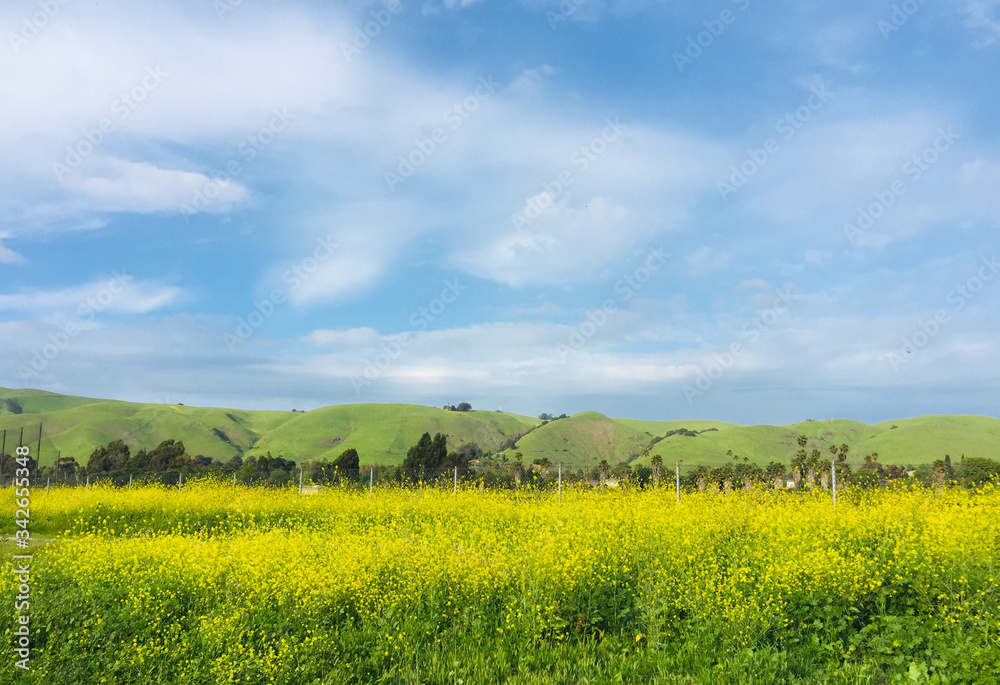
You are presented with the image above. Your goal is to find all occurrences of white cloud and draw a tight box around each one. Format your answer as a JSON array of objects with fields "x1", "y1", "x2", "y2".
[
  {"x1": 455, "y1": 197, "x2": 636, "y2": 287},
  {"x1": 507, "y1": 65, "x2": 557, "y2": 96},
  {"x1": 961, "y1": 0, "x2": 1000, "y2": 46},
  {"x1": 3, "y1": 298, "x2": 999, "y2": 423},
  {"x1": 1, "y1": 0, "x2": 733, "y2": 294},
  {"x1": 448, "y1": 123, "x2": 726, "y2": 286},
  {"x1": 305, "y1": 328, "x2": 382, "y2": 348},
  {"x1": 270, "y1": 201, "x2": 419, "y2": 307},
  {"x1": 0, "y1": 277, "x2": 180, "y2": 314},
  {"x1": 685, "y1": 247, "x2": 732, "y2": 274},
  {"x1": 805, "y1": 250, "x2": 832, "y2": 266},
  {"x1": 60, "y1": 157, "x2": 249, "y2": 215},
  {"x1": 952, "y1": 158, "x2": 1000, "y2": 219},
  {"x1": 0, "y1": 232, "x2": 25, "y2": 264}
]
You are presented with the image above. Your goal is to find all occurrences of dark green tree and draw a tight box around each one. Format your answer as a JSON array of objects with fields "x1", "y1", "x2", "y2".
[
  {"x1": 404, "y1": 433, "x2": 431, "y2": 468},
  {"x1": 124, "y1": 448, "x2": 150, "y2": 473},
  {"x1": 268, "y1": 469, "x2": 291, "y2": 486},
  {"x1": 429, "y1": 433, "x2": 447, "y2": 468},
  {"x1": 954, "y1": 457, "x2": 1000, "y2": 487},
  {"x1": 86, "y1": 445, "x2": 111, "y2": 474},
  {"x1": 403, "y1": 433, "x2": 448, "y2": 469},
  {"x1": 332, "y1": 448, "x2": 360, "y2": 471},
  {"x1": 148, "y1": 440, "x2": 187, "y2": 472}
]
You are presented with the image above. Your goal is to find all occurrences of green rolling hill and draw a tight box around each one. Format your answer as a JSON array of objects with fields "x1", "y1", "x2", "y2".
[
  {"x1": 0, "y1": 387, "x2": 997, "y2": 469},
  {"x1": 0, "y1": 388, "x2": 539, "y2": 467},
  {"x1": 251, "y1": 403, "x2": 538, "y2": 463}
]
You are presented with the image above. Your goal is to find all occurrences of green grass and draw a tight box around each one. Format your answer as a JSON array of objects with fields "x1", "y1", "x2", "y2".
[
  {"x1": 513, "y1": 412, "x2": 656, "y2": 468},
  {"x1": 253, "y1": 404, "x2": 539, "y2": 463},
  {"x1": 2, "y1": 387, "x2": 998, "y2": 470},
  {"x1": 0, "y1": 389, "x2": 539, "y2": 468}
]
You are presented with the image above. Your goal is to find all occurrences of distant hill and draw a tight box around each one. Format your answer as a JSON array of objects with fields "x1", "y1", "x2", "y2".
[
  {"x1": 0, "y1": 388, "x2": 538, "y2": 467},
  {"x1": 0, "y1": 388, "x2": 997, "y2": 469}
]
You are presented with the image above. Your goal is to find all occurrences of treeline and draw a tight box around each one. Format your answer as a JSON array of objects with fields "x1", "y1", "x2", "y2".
[
  {"x1": 0, "y1": 439, "x2": 306, "y2": 485},
  {"x1": 3, "y1": 430, "x2": 998, "y2": 490}
]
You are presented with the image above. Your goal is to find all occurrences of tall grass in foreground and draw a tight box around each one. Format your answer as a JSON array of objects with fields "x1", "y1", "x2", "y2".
[{"x1": 2, "y1": 481, "x2": 998, "y2": 684}]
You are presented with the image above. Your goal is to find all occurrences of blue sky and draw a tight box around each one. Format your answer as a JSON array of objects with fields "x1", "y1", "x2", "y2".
[{"x1": 1, "y1": 0, "x2": 998, "y2": 424}]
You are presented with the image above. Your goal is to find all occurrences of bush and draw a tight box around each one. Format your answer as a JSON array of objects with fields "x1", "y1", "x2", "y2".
[
  {"x1": 954, "y1": 457, "x2": 1000, "y2": 487},
  {"x1": 267, "y1": 469, "x2": 291, "y2": 486}
]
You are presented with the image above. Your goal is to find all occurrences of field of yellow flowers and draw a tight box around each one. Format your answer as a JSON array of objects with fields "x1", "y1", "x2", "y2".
[{"x1": 2, "y1": 481, "x2": 999, "y2": 684}]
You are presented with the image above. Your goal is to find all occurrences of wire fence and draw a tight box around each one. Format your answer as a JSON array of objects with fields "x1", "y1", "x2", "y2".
[
  {"x1": 0, "y1": 424, "x2": 985, "y2": 501},
  {"x1": 2, "y1": 464, "x2": 970, "y2": 509}
]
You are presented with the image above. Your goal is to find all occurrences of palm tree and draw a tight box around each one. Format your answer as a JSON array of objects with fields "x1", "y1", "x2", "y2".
[
  {"x1": 650, "y1": 454, "x2": 663, "y2": 488},
  {"x1": 808, "y1": 448, "x2": 823, "y2": 487}
]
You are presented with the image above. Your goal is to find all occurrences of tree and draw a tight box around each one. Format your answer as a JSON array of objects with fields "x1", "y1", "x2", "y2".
[
  {"x1": 332, "y1": 448, "x2": 360, "y2": 471},
  {"x1": 268, "y1": 469, "x2": 291, "y2": 486},
  {"x1": 430, "y1": 433, "x2": 447, "y2": 467},
  {"x1": 56, "y1": 456, "x2": 80, "y2": 481},
  {"x1": 106, "y1": 440, "x2": 130, "y2": 471},
  {"x1": 148, "y1": 439, "x2": 187, "y2": 472},
  {"x1": 651, "y1": 454, "x2": 663, "y2": 487},
  {"x1": 456, "y1": 402, "x2": 472, "y2": 412},
  {"x1": 87, "y1": 439, "x2": 134, "y2": 474},
  {"x1": 612, "y1": 460, "x2": 632, "y2": 479},
  {"x1": 403, "y1": 433, "x2": 448, "y2": 470},
  {"x1": 404, "y1": 433, "x2": 433, "y2": 469},
  {"x1": 766, "y1": 461, "x2": 786, "y2": 489},
  {"x1": 458, "y1": 443, "x2": 483, "y2": 462},
  {"x1": 87, "y1": 445, "x2": 111, "y2": 474},
  {"x1": 125, "y1": 448, "x2": 150, "y2": 473},
  {"x1": 791, "y1": 448, "x2": 806, "y2": 487},
  {"x1": 807, "y1": 448, "x2": 823, "y2": 486},
  {"x1": 954, "y1": 457, "x2": 1000, "y2": 487}
]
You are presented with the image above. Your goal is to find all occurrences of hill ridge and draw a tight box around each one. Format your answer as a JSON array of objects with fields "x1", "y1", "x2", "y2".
[{"x1": 0, "y1": 388, "x2": 996, "y2": 468}]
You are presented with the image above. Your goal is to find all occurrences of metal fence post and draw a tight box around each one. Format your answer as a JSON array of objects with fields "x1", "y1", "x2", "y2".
[
  {"x1": 128, "y1": 474, "x2": 132, "y2": 489},
  {"x1": 369, "y1": 468, "x2": 373, "y2": 498},
  {"x1": 86, "y1": 475, "x2": 90, "y2": 489},
  {"x1": 46, "y1": 477, "x2": 50, "y2": 497},
  {"x1": 178, "y1": 472, "x2": 182, "y2": 491},
  {"x1": 454, "y1": 466, "x2": 458, "y2": 496},
  {"x1": 558, "y1": 464, "x2": 562, "y2": 504},
  {"x1": 675, "y1": 462, "x2": 681, "y2": 503},
  {"x1": 832, "y1": 460, "x2": 837, "y2": 507},
  {"x1": 299, "y1": 468, "x2": 304, "y2": 495},
  {"x1": 233, "y1": 472, "x2": 237, "y2": 490}
]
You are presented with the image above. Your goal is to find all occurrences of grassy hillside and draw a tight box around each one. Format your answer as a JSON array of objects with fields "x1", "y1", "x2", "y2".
[
  {"x1": 513, "y1": 412, "x2": 680, "y2": 468},
  {"x1": 0, "y1": 389, "x2": 538, "y2": 467},
  {"x1": 0, "y1": 388, "x2": 295, "y2": 466},
  {"x1": 252, "y1": 404, "x2": 539, "y2": 463},
  {"x1": 631, "y1": 417, "x2": 1000, "y2": 470},
  {"x1": 1, "y1": 387, "x2": 996, "y2": 469}
]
